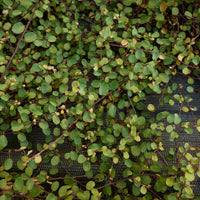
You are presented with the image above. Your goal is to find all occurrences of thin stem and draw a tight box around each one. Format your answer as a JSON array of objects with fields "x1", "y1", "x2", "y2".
[{"x1": 0, "y1": 0, "x2": 40, "y2": 83}]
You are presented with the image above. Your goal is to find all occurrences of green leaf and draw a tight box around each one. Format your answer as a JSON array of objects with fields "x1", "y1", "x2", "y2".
[
  {"x1": 140, "y1": 185, "x2": 147, "y2": 194},
  {"x1": 58, "y1": 186, "x2": 67, "y2": 197},
  {"x1": 18, "y1": 88, "x2": 26, "y2": 98},
  {"x1": 13, "y1": 177, "x2": 23, "y2": 191},
  {"x1": 39, "y1": 121, "x2": 49, "y2": 130},
  {"x1": 167, "y1": 114, "x2": 174, "y2": 123},
  {"x1": 185, "y1": 11, "x2": 192, "y2": 18},
  {"x1": 24, "y1": 32, "x2": 37, "y2": 43},
  {"x1": 150, "y1": 162, "x2": 161, "y2": 172},
  {"x1": 135, "y1": 50, "x2": 143, "y2": 60},
  {"x1": 185, "y1": 172, "x2": 195, "y2": 181},
  {"x1": 26, "y1": 178, "x2": 34, "y2": 191},
  {"x1": 131, "y1": 146, "x2": 140, "y2": 157},
  {"x1": 60, "y1": 119, "x2": 68, "y2": 129},
  {"x1": 0, "y1": 135, "x2": 8, "y2": 148},
  {"x1": 51, "y1": 156, "x2": 60, "y2": 166},
  {"x1": 106, "y1": 134, "x2": 115, "y2": 144},
  {"x1": 159, "y1": 73, "x2": 169, "y2": 83},
  {"x1": 101, "y1": 27, "x2": 111, "y2": 39},
  {"x1": 0, "y1": 179, "x2": 7, "y2": 189},
  {"x1": 51, "y1": 181, "x2": 59, "y2": 192},
  {"x1": 108, "y1": 105, "x2": 116, "y2": 118},
  {"x1": 186, "y1": 86, "x2": 194, "y2": 93},
  {"x1": 86, "y1": 181, "x2": 95, "y2": 190},
  {"x1": 78, "y1": 154, "x2": 86, "y2": 164},
  {"x1": 132, "y1": 185, "x2": 140, "y2": 196},
  {"x1": 12, "y1": 22, "x2": 25, "y2": 34},
  {"x1": 174, "y1": 114, "x2": 181, "y2": 124},
  {"x1": 83, "y1": 112, "x2": 91, "y2": 122},
  {"x1": 46, "y1": 193, "x2": 57, "y2": 200},
  {"x1": 11, "y1": 121, "x2": 24, "y2": 132},
  {"x1": 83, "y1": 161, "x2": 91, "y2": 172},
  {"x1": 3, "y1": 0, "x2": 12, "y2": 7},
  {"x1": 172, "y1": 7, "x2": 179, "y2": 15},
  {"x1": 155, "y1": 13, "x2": 164, "y2": 21},
  {"x1": 4, "y1": 158, "x2": 13, "y2": 170},
  {"x1": 48, "y1": 35, "x2": 57, "y2": 42},
  {"x1": 52, "y1": 114, "x2": 60, "y2": 125},
  {"x1": 116, "y1": 181, "x2": 126, "y2": 189},
  {"x1": 166, "y1": 177, "x2": 174, "y2": 187},
  {"x1": 99, "y1": 82, "x2": 109, "y2": 95},
  {"x1": 128, "y1": 54, "x2": 137, "y2": 64},
  {"x1": 185, "y1": 186, "x2": 193, "y2": 195},
  {"x1": 20, "y1": 0, "x2": 32, "y2": 7},
  {"x1": 77, "y1": 192, "x2": 87, "y2": 200}
]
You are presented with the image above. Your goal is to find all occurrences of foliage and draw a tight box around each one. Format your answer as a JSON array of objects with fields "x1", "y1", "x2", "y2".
[{"x1": 0, "y1": 0, "x2": 200, "y2": 199}]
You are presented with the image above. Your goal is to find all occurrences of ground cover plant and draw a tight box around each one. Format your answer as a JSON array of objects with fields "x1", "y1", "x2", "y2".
[{"x1": 0, "y1": 0, "x2": 200, "y2": 199}]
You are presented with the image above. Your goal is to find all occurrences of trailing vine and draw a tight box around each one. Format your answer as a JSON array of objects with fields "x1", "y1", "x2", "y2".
[{"x1": 0, "y1": 0, "x2": 200, "y2": 199}]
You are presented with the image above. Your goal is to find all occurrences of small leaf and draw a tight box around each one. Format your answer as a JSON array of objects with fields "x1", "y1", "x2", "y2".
[
  {"x1": 12, "y1": 22, "x2": 25, "y2": 34},
  {"x1": 24, "y1": 32, "x2": 37, "y2": 43},
  {"x1": 34, "y1": 155, "x2": 42, "y2": 164},
  {"x1": 60, "y1": 119, "x2": 68, "y2": 129},
  {"x1": 86, "y1": 181, "x2": 95, "y2": 190},
  {"x1": 58, "y1": 186, "x2": 67, "y2": 197},
  {"x1": 83, "y1": 112, "x2": 91, "y2": 123},
  {"x1": 160, "y1": 1, "x2": 167, "y2": 12},
  {"x1": 132, "y1": 185, "x2": 140, "y2": 196},
  {"x1": 46, "y1": 193, "x2": 57, "y2": 200},
  {"x1": 185, "y1": 172, "x2": 195, "y2": 181},
  {"x1": 4, "y1": 158, "x2": 13, "y2": 170},
  {"x1": 51, "y1": 156, "x2": 60, "y2": 166},
  {"x1": 11, "y1": 121, "x2": 24, "y2": 132},
  {"x1": 26, "y1": 178, "x2": 34, "y2": 191},
  {"x1": 0, "y1": 135, "x2": 8, "y2": 148},
  {"x1": 39, "y1": 121, "x2": 49, "y2": 130},
  {"x1": 128, "y1": 54, "x2": 137, "y2": 64},
  {"x1": 147, "y1": 104, "x2": 155, "y2": 112},
  {"x1": 166, "y1": 177, "x2": 174, "y2": 187},
  {"x1": 159, "y1": 73, "x2": 169, "y2": 83},
  {"x1": 174, "y1": 113, "x2": 181, "y2": 124},
  {"x1": 83, "y1": 161, "x2": 91, "y2": 172},
  {"x1": 140, "y1": 185, "x2": 147, "y2": 194},
  {"x1": 51, "y1": 181, "x2": 59, "y2": 192},
  {"x1": 99, "y1": 83, "x2": 109, "y2": 96},
  {"x1": 13, "y1": 177, "x2": 23, "y2": 191},
  {"x1": 108, "y1": 104, "x2": 116, "y2": 118},
  {"x1": 52, "y1": 114, "x2": 60, "y2": 125},
  {"x1": 150, "y1": 162, "x2": 161, "y2": 172},
  {"x1": 172, "y1": 7, "x2": 179, "y2": 15},
  {"x1": 48, "y1": 35, "x2": 57, "y2": 42},
  {"x1": 167, "y1": 114, "x2": 174, "y2": 123},
  {"x1": 0, "y1": 179, "x2": 7, "y2": 189},
  {"x1": 78, "y1": 154, "x2": 86, "y2": 164}
]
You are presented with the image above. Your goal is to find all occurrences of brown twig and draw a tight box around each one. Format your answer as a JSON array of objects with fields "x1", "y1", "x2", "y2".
[{"x1": 0, "y1": 0, "x2": 40, "y2": 83}]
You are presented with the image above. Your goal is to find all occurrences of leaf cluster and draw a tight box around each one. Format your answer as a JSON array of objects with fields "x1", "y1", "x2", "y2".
[{"x1": 0, "y1": 0, "x2": 200, "y2": 199}]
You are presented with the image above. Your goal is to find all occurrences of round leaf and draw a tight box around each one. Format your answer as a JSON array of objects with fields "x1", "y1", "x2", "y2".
[
  {"x1": 24, "y1": 32, "x2": 37, "y2": 43},
  {"x1": 0, "y1": 135, "x2": 8, "y2": 148},
  {"x1": 12, "y1": 22, "x2": 25, "y2": 34}
]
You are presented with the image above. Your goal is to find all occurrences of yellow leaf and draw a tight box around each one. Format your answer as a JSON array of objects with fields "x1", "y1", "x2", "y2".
[
  {"x1": 35, "y1": 155, "x2": 42, "y2": 164},
  {"x1": 132, "y1": 38, "x2": 137, "y2": 45},
  {"x1": 160, "y1": 1, "x2": 167, "y2": 12},
  {"x1": 147, "y1": 104, "x2": 155, "y2": 112},
  {"x1": 121, "y1": 39, "x2": 128, "y2": 46},
  {"x1": 178, "y1": 53, "x2": 185, "y2": 61},
  {"x1": 159, "y1": 55, "x2": 165, "y2": 60}
]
